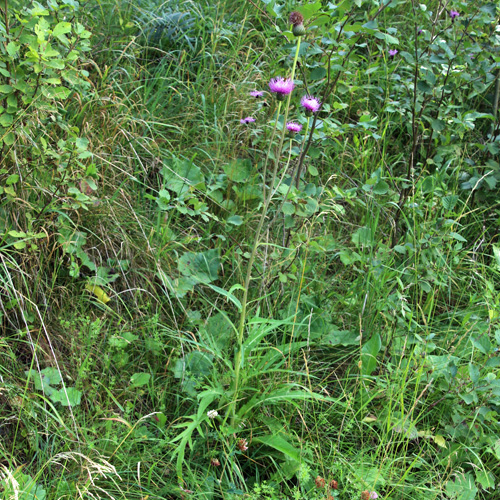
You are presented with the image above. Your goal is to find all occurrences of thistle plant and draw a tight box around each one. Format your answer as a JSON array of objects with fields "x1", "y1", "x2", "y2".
[{"x1": 229, "y1": 14, "x2": 304, "y2": 423}]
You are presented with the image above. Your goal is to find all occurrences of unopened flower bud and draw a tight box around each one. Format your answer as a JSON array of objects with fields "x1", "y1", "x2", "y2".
[{"x1": 292, "y1": 23, "x2": 306, "y2": 37}]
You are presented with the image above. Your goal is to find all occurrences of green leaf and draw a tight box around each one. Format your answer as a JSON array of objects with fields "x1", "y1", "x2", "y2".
[
  {"x1": 51, "y1": 387, "x2": 82, "y2": 406},
  {"x1": 429, "y1": 118, "x2": 445, "y2": 132},
  {"x1": 352, "y1": 226, "x2": 375, "y2": 247},
  {"x1": 282, "y1": 202, "x2": 295, "y2": 215},
  {"x1": 449, "y1": 232, "x2": 467, "y2": 242},
  {"x1": 253, "y1": 434, "x2": 301, "y2": 463},
  {"x1": 161, "y1": 158, "x2": 204, "y2": 195},
  {"x1": 468, "y1": 363, "x2": 480, "y2": 384},
  {"x1": 310, "y1": 67, "x2": 326, "y2": 80},
  {"x1": 42, "y1": 86, "x2": 71, "y2": 99},
  {"x1": 52, "y1": 21, "x2": 72, "y2": 38},
  {"x1": 0, "y1": 113, "x2": 13, "y2": 127},
  {"x1": 323, "y1": 329, "x2": 359, "y2": 346},
  {"x1": 227, "y1": 215, "x2": 243, "y2": 225},
  {"x1": 223, "y1": 158, "x2": 252, "y2": 183},
  {"x1": 130, "y1": 372, "x2": 151, "y2": 387},
  {"x1": 442, "y1": 195, "x2": 459, "y2": 211},
  {"x1": 6, "y1": 174, "x2": 18, "y2": 185},
  {"x1": 308, "y1": 165, "x2": 319, "y2": 176},
  {"x1": 0, "y1": 85, "x2": 13, "y2": 94},
  {"x1": 178, "y1": 249, "x2": 220, "y2": 284},
  {"x1": 206, "y1": 283, "x2": 242, "y2": 311},
  {"x1": 373, "y1": 180, "x2": 389, "y2": 195},
  {"x1": 475, "y1": 470, "x2": 495, "y2": 490},
  {"x1": 361, "y1": 334, "x2": 381, "y2": 375}
]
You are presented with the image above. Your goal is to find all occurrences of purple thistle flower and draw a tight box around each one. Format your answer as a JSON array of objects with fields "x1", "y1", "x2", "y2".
[
  {"x1": 249, "y1": 90, "x2": 264, "y2": 98},
  {"x1": 240, "y1": 117, "x2": 256, "y2": 125},
  {"x1": 286, "y1": 122, "x2": 303, "y2": 133},
  {"x1": 388, "y1": 49, "x2": 398, "y2": 57},
  {"x1": 269, "y1": 77, "x2": 294, "y2": 101},
  {"x1": 449, "y1": 10, "x2": 459, "y2": 20},
  {"x1": 300, "y1": 95, "x2": 321, "y2": 115},
  {"x1": 369, "y1": 493, "x2": 378, "y2": 500}
]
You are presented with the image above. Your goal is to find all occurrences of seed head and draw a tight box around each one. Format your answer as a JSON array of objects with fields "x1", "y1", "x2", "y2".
[
  {"x1": 329, "y1": 480, "x2": 338, "y2": 490},
  {"x1": 315, "y1": 476, "x2": 326, "y2": 489}
]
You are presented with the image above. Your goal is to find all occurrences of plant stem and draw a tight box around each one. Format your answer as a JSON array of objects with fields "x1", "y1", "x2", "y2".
[{"x1": 230, "y1": 36, "x2": 302, "y2": 423}]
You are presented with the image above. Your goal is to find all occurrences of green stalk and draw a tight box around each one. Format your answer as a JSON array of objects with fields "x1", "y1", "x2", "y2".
[{"x1": 230, "y1": 36, "x2": 302, "y2": 423}]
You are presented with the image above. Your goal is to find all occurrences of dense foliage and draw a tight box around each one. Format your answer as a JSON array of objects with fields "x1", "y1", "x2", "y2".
[{"x1": 1, "y1": 0, "x2": 500, "y2": 499}]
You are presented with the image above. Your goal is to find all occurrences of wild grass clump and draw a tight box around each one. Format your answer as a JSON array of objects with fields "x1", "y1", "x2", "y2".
[{"x1": 1, "y1": 0, "x2": 500, "y2": 499}]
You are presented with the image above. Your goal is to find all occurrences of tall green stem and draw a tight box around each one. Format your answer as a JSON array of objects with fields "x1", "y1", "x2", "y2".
[{"x1": 229, "y1": 36, "x2": 302, "y2": 423}]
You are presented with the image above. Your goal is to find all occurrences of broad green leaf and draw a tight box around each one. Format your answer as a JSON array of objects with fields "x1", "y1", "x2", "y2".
[
  {"x1": 51, "y1": 387, "x2": 82, "y2": 406},
  {"x1": 52, "y1": 21, "x2": 72, "y2": 38},
  {"x1": 223, "y1": 158, "x2": 252, "y2": 183},
  {"x1": 162, "y1": 158, "x2": 204, "y2": 194},
  {"x1": 130, "y1": 372, "x2": 151, "y2": 387},
  {"x1": 178, "y1": 249, "x2": 220, "y2": 284}
]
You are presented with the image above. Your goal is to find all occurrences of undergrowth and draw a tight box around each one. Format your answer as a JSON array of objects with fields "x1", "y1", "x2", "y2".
[{"x1": 1, "y1": 0, "x2": 500, "y2": 499}]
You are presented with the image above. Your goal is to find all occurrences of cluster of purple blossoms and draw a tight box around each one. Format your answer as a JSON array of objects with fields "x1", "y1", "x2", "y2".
[{"x1": 242, "y1": 76, "x2": 321, "y2": 130}]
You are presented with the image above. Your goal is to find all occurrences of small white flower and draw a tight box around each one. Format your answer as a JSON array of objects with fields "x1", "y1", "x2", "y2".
[{"x1": 207, "y1": 409, "x2": 218, "y2": 419}]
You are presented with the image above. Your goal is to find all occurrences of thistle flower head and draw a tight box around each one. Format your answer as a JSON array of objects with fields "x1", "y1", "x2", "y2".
[
  {"x1": 286, "y1": 122, "x2": 302, "y2": 133},
  {"x1": 249, "y1": 90, "x2": 264, "y2": 98},
  {"x1": 289, "y1": 11, "x2": 304, "y2": 26},
  {"x1": 388, "y1": 49, "x2": 398, "y2": 57},
  {"x1": 449, "y1": 10, "x2": 459, "y2": 19},
  {"x1": 240, "y1": 117, "x2": 256, "y2": 125},
  {"x1": 269, "y1": 77, "x2": 294, "y2": 101},
  {"x1": 300, "y1": 95, "x2": 321, "y2": 114}
]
